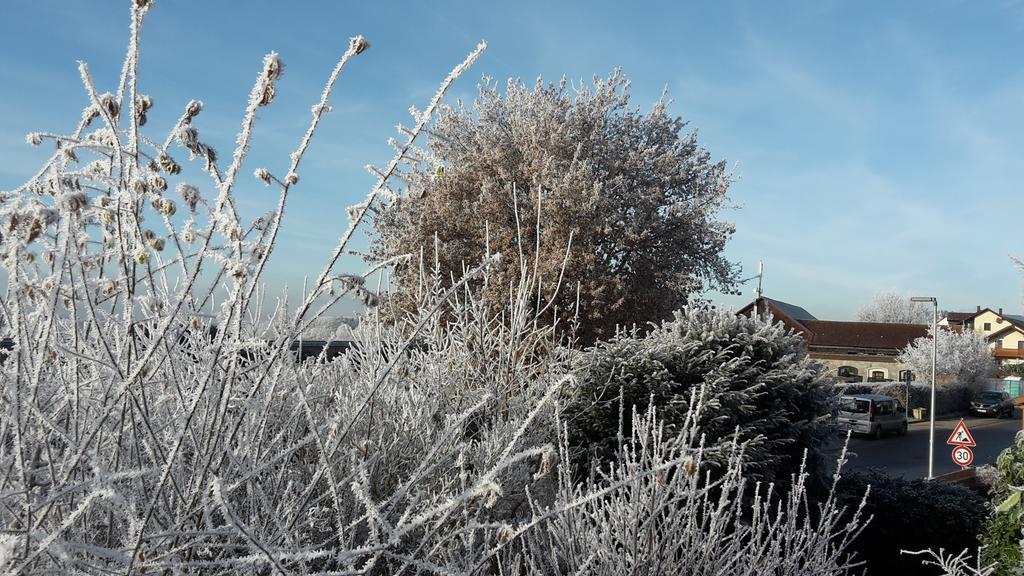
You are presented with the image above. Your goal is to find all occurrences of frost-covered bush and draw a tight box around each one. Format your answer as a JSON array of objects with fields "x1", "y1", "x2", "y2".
[
  {"x1": 565, "y1": 307, "x2": 837, "y2": 490},
  {"x1": 981, "y1": 431, "x2": 1024, "y2": 575},
  {"x1": 833, "y1": 470, "x2": 987, "y2": 576},
  {"x1": 501, "y1": 398, "x2": 868, "y2": 575},
  {"x1": 370, "y1": 69, "x2": 738, "y2": 345},
  {"x1": 0, "y1": 2, "x2": 871, "y2": 574},
  {"x1": 898, "y1": 327, "x2": 996, "y2": 386}
]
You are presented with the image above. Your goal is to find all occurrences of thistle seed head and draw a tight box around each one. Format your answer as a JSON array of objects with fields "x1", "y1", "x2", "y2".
[
  {"x1": 152, "y1": 197, "x2": 176, "y2": 217},
  {"x1": 133, "y1": 246, "x2": 149, "y2": 265},
  {"x1": 350, "y1": 36, "x2": 370, "y2": 55},
  {"x1": 176, "y1": 183, "x2": 199, "y2": 212},
  {"x1": 60, "y1": 191, "x2": 89, "y2": 213},
  {"x1": 185, "y1": 99, "x2": 203, "y2": 118},
  {"x1": 158, "y1": 154, "x2": 180, "y2": 175},
  {"x1": 265, "y1": 53, "x2": 284, "y2": 81},
  {"x1": 182, "y1": 221, "x2": 196, "y2": 244},
  {"x1": 150, "y1": 175, "x2": 167, "y2": 193},
  {"x1": 98, "y1": 93, "x2": 119, "y2": 119},
  {"x1": 256, "y1": 53, "x2": 284, "y2": 107},
  {"x1": 254, "y1": 168, "x2": 272, "y2": 186}
]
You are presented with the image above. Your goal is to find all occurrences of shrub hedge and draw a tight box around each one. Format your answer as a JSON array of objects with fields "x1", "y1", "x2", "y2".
[
  {"x1": 834, "y1": 382, "x2": 973, "y2": 416},
  {"x1": 835, "y1": 469, "x2": 987, "y2": 576}
]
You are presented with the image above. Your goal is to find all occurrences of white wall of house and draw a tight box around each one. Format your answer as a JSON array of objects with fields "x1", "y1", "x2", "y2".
[
  {"x1": 813, "y1": 357, "x2": 915, "y2": 382},
  {"x1": 973, "y1": 310, "x2": 1008, "y2": 336}
]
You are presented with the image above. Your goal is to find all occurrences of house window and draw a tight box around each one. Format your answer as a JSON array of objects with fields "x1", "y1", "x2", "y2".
[
  {"x1": 837, "y1": 366, "x2": 859, "y2": 378},
  {"x1": 996, "y1": 339, "x2": 1004, "y2": 350},
  {"x1": 985, "y1": 322, "x2": 992, "y2": 331},
  {"x1": 899, "y1": 370, "x2": 914, "y2": 382},
  {"x1": 868, "y1": 369, "x2": 888, "y2": 382},
  {"x1": 1019, "y1": 342, "x2": 1024, "y2": 351}
]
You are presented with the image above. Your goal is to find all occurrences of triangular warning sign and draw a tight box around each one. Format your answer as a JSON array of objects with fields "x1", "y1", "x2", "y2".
[{"x1": 946, "y1": 419, "x2": 976, "y2": 447}]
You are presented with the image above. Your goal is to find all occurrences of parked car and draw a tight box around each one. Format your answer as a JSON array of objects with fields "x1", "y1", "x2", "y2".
[
  {"x1": 970, "y1": 390, "x2": 1014, "y2": 418},
  {"x1": 838, "y1": 394, "x2": 908, "y2": 439}
]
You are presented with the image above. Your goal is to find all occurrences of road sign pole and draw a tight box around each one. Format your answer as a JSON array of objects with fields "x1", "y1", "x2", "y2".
[
  {"x1": 911, "y1": 297, "x2": 939, "y2": 479},
  {"x1": 928, "y1": 302, "x2": 937, "y2": 479},
  {"x1": 904, "y1": 370, "x2": 912, "y2": 417}
]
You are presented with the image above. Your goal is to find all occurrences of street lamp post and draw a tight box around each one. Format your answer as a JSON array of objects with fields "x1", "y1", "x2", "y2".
[{"x1": 911, "y1": 296, "x2": 938, "y2": 479}]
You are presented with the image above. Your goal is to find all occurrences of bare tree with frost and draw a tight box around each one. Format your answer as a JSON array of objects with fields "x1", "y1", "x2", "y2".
[
  {"x1": 856, "y1": 290, "x2": 931, "y2": 324},
  {"x1": 897, "y1": 326, "x2": 996, "y2": 385},
  {"x1": 371, "y1": 71, "x2": 738, "y2": 344},
  {"x1": 0, "y1": 2, "x2": 872, "y2": 574}
]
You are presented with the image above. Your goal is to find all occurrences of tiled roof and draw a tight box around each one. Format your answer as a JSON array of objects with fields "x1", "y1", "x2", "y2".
[
  {"x1": 943, "y1": 312, "x2": 974, "y2": 323},
  {"x1": 736, "y1": 297, "x2": 814, "y2": 336},
  {"x1": 961, "y1": 307, "x2": 1024, "y2": 328},
  {"x1": 801, "y1": 320, "x2": 928, "y2": 351},
  {"x1": 763, "y1": 297, "x2": 817, "y2": 321}
]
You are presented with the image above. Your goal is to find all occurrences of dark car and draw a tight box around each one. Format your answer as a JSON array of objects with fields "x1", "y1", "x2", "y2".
[{"x1": 970, "y1": 390, "x2": 1014, "y2": 418}]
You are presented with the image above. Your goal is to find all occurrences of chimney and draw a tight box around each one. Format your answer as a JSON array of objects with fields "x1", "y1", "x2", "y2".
[
  {"x1": 977, "y1": 305, "x2": 981, "y2": 312},
  {"x1": 1000, "y1": 307, "x2": 1004, "y2": 315}
]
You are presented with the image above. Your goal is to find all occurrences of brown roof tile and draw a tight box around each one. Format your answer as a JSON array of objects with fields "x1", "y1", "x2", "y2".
[{"x1": 801, "y1": 320, "x2": 928, "y2": 351}]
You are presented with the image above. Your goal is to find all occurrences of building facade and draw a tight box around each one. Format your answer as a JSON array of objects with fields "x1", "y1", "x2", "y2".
[
  {"x1": 738, "y1": 297, "x2": 925, "y2": 382},
  {"x1": 950, "y1": 307, "x2": 1024, "y2": 366}
]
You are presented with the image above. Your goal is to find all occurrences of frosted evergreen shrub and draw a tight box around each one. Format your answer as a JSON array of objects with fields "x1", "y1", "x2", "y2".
[{"x1": 565, "y1": 306, "x2": 838, "y2": 490}]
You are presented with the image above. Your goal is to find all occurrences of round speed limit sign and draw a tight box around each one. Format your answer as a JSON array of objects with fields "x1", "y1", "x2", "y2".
[{"x1": 951, "y1": 445, "x2": 974, "y2": 468}]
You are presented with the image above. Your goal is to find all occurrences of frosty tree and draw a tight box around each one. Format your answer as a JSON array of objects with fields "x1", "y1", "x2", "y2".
[
  {"x1": 897, "y1": 327, "x2": 996, "y2": 385},
  {"x1": 856, "y1": 290, "x2": 931, "y2": 324},
  {"x1": 371, "y1": 71, "x2": 738, "y2": 343}
]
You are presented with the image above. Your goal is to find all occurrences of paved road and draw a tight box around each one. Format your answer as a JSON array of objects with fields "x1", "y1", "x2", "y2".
[{"x1": 829, "y1": 414, "x2": 1022, "y2": 479}]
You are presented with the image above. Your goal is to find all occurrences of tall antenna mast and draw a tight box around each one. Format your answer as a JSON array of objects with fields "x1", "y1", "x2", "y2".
[{"x1": 755, "y1": 260, "x2": 764, "y2": 300}]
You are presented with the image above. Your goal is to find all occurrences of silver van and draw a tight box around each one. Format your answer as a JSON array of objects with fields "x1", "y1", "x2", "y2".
[{"x1": 838, "y1": 394, "x2": 908, "y2": 439}]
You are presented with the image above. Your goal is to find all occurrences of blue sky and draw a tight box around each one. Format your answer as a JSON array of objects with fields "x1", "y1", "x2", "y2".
[{"x1": 1, "y1": 1, "x2": 1023, "y2": 320}]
